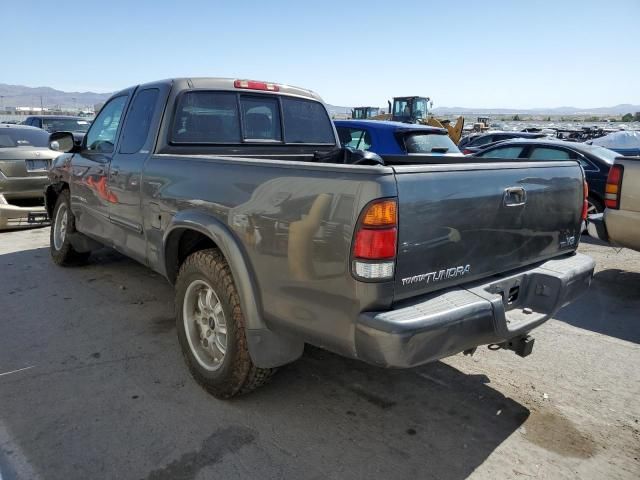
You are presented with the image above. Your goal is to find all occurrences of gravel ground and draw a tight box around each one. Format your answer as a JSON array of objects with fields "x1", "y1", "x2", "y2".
[{"x1": 0, "y1": 227, "x2": 638, "y2": 480}]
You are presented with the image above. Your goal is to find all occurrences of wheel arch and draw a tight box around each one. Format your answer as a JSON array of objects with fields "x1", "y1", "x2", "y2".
[
  {"x1": 44, "y1": 181, "x2": 69, "y2": 219},
  {"x1": 163, "y1": 210, "x2": 303, "y2": 368}
]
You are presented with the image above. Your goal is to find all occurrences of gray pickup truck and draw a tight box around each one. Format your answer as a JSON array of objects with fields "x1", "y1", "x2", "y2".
[{"x1": 46, "y1": 78, "x2": 595, "y2": 398}]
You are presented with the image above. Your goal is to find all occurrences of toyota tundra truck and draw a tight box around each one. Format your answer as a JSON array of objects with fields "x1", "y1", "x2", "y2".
[{"x1": 45, "y1": 78, "x2": 595, "y2": 398}]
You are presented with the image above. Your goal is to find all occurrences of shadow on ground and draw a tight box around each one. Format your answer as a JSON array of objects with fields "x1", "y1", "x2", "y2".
[
  {"x1": 555, "y1": 268, "x2": 640, "y2": 344},
  {"x1": 1, "y1": 245, "x2": 529, "y2": 480}
]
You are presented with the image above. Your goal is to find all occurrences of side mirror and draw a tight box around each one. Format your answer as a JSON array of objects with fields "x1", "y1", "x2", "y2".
[{"x1": 49, "y1": 131, "x2": 76, "y2": 153}]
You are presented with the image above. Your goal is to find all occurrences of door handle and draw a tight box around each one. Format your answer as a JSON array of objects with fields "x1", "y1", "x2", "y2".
[{"x1": 503, "y1": 187, "x2": 526, "y2": 207}]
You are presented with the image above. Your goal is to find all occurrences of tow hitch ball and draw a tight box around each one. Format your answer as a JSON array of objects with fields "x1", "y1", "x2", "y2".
[{"x1": 488, "y1": 335, "x2": 535, "y2": 358}]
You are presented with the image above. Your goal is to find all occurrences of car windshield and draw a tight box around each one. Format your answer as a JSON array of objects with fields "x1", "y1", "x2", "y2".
[
  {"x1": 0, "y1": 128, "x2": 49, "y2": 148},
  {"x1": 42, "y1": 118, "x2": 91, "y2": 133},
  {"x1": 584, "y1": 145, "x2": 619, "y2": 164},
  {"x1": 403, "y1": 132, "x2": 460, "y2": 154}
]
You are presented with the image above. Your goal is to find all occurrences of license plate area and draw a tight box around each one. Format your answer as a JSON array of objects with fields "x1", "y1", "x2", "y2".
[
  {"x1": 28, "y1": 212, "x2": 49, "y2": 224},
  {"x1": 25, "y1": 159, "x2": 50, "y2": 172}
]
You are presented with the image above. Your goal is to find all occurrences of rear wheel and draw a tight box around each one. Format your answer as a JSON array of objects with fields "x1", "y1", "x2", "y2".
[
  {"x1": 175, "y1": 248, "x2": 275, "y2": 398},
  {"x1": 50, "y1": 190, "x2": 90, "y2": 266},
  {"x1": 587, "y1": 196, "x2": 603, "y2": 215}
]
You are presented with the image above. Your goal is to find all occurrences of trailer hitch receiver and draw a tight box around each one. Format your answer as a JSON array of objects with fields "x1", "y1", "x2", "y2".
[{"x1": 489, "y1": 335, "x2": 535, "y2": 358}]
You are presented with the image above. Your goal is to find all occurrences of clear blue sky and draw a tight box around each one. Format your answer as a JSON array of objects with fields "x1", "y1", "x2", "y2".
[{"x1": 3, "y1": 0, "x2": 638, "y2": 108}]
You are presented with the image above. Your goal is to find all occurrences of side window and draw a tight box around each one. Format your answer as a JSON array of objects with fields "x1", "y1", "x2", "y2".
[
  {"x1": 119, "y1": 88, "x2": 159, "y2": 154},
  {"x1": 171, "y1": 92, "x2": 240, "y2": 143},
  {"x1": 336, "y1": 127, "x2": 371, "y2": 150},
  {"x1": 529, "y1": 147, "x2": 571, "y2": 161},
  {"x1": 240, "y1": 96, "x2": 282, "y2": 141},
  {"x1": 478, "y1": 146, "x2": 525, "y2": 159},
  {"x1": 85, "y1": 96, "x2": 128, "y2": 153}
]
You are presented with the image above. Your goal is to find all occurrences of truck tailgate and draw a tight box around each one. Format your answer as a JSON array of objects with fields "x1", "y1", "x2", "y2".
[{"x1": 393, "y1": 161, "x2": 584, "y2": 301}]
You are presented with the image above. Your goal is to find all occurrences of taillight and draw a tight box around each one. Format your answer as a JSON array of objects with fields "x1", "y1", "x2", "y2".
[
  {"x1": 234, "y1": 79, "x2": 279, "y2": 92},
  {"x1": 352, "y1": 199, "x2": 397, "y2": 280},
  {"x1": 463, "y1": 149, "x2": 472, "y2": 155},
  {"x1": 605, "y1": 164, "x2": 624, "y2": 209},
  {"x1": 582, "y1": 179, "x2": 589, "y2": 220}
]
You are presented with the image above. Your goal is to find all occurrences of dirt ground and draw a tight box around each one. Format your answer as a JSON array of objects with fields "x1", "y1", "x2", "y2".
[{"x1": 0, "y1": 227, "x2": 638, "y2": 480}]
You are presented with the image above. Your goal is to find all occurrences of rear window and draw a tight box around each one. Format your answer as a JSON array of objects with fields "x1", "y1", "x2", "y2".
[
  {"x1": 241, "y1": 96, "x2": 281, "y2": 141},
  {"x1": 171, "y1": 91, "x2": 335, "y2": 145},
  {"x1": 281, "y1": 97, "x2": 334, "y2": 144},
  {"x1": 0, "y1": 128, "x2": 49, "y2": 148},
  {"x1": 403, "y1": 132, "x2": 459, "y2": 154},
  {"x1": 172, "y1": 92, "x2": 241, "y2": 143}
]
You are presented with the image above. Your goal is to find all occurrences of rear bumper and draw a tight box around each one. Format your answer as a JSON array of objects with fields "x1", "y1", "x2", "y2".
[
  {"x1": 604, "y1": 209, "x2": 640, "y2": 252},
  {"x1": 0, "y1": 197, "x2": 49, "y2": 230},
  {"x1": 355, "y1": 253, "x2": 595, "y2": 367}
]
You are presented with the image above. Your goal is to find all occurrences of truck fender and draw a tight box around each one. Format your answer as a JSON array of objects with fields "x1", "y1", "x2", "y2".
[{"x1": 163, "y1": 210, "x2": 303, "y2": 368}]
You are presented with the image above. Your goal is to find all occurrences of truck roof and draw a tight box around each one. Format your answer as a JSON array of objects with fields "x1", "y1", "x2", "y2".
[{"x1": 116, "y1": 77, "x2": 325, "y2": 103}]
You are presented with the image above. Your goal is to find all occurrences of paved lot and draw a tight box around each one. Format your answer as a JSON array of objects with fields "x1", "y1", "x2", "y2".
[{"x1": 0, "y1": 227, "x2": 638, "y2": 480}]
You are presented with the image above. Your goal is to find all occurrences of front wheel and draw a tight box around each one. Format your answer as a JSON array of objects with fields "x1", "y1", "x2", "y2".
[
  {"x1": 50, "y1": 190, "x2": 90, "y2": 266},
  {"x1": 175, "y1": 249, "x2": 275, "y2": 398}
]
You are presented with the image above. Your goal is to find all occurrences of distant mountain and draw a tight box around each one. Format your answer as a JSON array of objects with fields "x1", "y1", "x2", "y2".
[
  {"x1": 431, "y1": 104, "x2": 640, "y2": 116},
  {"x1": 325, "y1": 104, "x2": 353, "y2": 117},
  {"x1": 0, "y1": 83, "x2": 111, "y2": 109},
  {"x1": 1, "y1": 83, "x2": 637, "y2": 116}
]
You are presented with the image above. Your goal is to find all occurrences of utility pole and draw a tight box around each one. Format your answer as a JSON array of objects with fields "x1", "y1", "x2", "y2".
[{"x1": 40, "y1": 95, "x2": 44, "y2": 114}]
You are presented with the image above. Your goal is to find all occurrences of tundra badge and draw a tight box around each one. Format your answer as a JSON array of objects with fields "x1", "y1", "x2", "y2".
[{"x1": 402, "y1": 265, "x2": 471, "y2": 286}]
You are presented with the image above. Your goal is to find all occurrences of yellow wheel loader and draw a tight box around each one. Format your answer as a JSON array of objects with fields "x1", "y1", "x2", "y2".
[{"x1": 370, "y1": 96, "x2": 464, "y2": 144}]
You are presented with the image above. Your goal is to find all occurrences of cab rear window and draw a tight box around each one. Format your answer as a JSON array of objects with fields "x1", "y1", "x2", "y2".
[{"x1": 171, "y1": 91, "x2": 334, "y2": 145}]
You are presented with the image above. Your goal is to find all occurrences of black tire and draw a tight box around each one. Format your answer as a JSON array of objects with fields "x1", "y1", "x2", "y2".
[
  {"x1": 50, "y1": 189, "x2": 90, "y2": 266},
  {"x1": 587, "y1": 196, "x2": 604, "y2": 215},
  {"x1": 175, "y1": 248, "x2": 275, "y2": 398}
]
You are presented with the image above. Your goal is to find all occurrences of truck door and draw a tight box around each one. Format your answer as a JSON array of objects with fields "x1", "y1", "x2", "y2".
[
  {"x1": 69, "y1": 93, "x2": 130, "y2": 244},
  {"x1": 107, "y1": 83, "x2": 170, "y2": 263}
]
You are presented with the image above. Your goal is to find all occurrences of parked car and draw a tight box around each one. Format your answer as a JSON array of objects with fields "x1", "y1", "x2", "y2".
[
  {"x1": 334, "y1": 119, "x2": 463, "y2": 162},
  {"x1": 23, "y1": 115, "x2": 91, "y2": 146},
  {"x1": 0, "y1": 124, "x2": 60, "y2": 229},
  {"x1": 588, "y1": 131, "x2": 640, "y2": 157},
  {"x1": 458, "y1": 131, "x2": 547, "y2": 154},
  {"x1": 588, "y1": 156, "x2": 640, "y2": 252},
  {"x1": 472, "y1": 138, "x2": 620, "y2": 214},
  {"x1": 46, "y1": 77, "x2": 594, "y2": 398}
]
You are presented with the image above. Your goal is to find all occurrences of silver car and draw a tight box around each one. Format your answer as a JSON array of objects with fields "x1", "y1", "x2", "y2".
[{"x1": 0, "y1": 124, "x2": 60, "y2": 229}]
